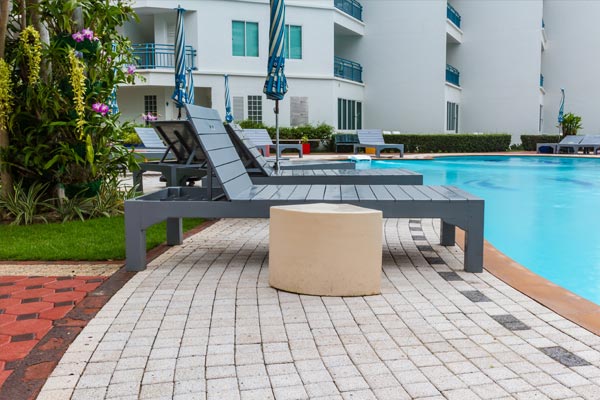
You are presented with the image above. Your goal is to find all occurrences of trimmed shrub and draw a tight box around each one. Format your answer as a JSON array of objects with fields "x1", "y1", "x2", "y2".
[
  {"x1": 238, "y1": 120, "x2": 334, "y2": 149},
  {"x1": 520, "y1": 135, "x2": 561, "y2": 151},
  {"x1": 335, "y1": 134, "x2": 511, "y2": 153}
]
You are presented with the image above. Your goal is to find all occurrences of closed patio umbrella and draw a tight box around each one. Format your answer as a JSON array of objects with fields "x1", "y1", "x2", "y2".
[
  {"x1": 558, "y1": 88, "x2": 565, "y2": 135},
  {"x1": 171, "y1": 5, "x2": 187, "y2": 119},
  {"x1": 263, "y1": 0, "x2": 288, "y2": 170},
  {"x1": 224, "y1": 74, "x2": 233, "y2": 123},
  {"x1": 186, "y1": 67, "x2": 195, "y2": 105}
]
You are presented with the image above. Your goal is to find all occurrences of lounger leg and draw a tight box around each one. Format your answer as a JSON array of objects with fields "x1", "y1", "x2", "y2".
[
  {"x1": 133, "y1": 170, "x2": 144, "y2": 193},
  {"x1": 166, "y1": 218, "x2": 183, "y2": 245},
  {"x1": 440, "y1": 220, "x2": 455, "y2": 246},
  {"x1": 125, "y1": 203, "x2": 147, "y2": 271},
  {"x1": 463, "y1": 203, "x2": 485, "y2": 273},
  {"x1": 166, "y1": 169, "x2": 178, "y2": 187}
]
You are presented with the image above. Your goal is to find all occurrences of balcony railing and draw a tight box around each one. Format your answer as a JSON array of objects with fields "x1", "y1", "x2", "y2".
[
  {"x1": 334, "y1": 56, "x2": 363, "y2": 83},
  {"x1": 446, "y1": 64, "x2": 460, "y2": 86},
  {"x1": 540, "y1": 74, "x2": 544, "y2": 87},
  {"x1": 334, "y1": 0, "x2": 363, "y2": 21},
  {"x1": 132, "y1": 43, "x2": 197, "y2": 70},
  {"x1": 447, "y1": 3, "x2": 461, "y2": 28}
]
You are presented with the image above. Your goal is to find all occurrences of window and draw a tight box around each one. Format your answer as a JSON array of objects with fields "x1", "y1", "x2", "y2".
[
  {"x1": 539, "y1": 104, "x2": 544, "y2": 133},
  {"x1": 233, "y1": 96, "x2": 244, "y2": 121},
  {"x1": 446, "y1": 101, "x2": 459, "y2": 132},
  {"x1": 337, "y1": 98, "x2": 362, "y2": 130},
  {"x1": 144, "y1": 95, "x2": 157, "y2": 116},
  {"x1": 232, "y1": 21, "x2": 258, "y2": 57},
  {"x1": 248, "y1": 95, "x2": 263, "y2": 123},
  {"x1": 284, "y1": 25, "x2": 302, "y2": 59}
]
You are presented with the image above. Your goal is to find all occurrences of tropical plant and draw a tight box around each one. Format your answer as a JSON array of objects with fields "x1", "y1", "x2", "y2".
[
  {"x1": 560, "y1": 112, "x2": 583, "y2": 136},
  {"x1": 0, "y1": 180, "x2": 52, "y2": 225},
  {"x1": 0, "y1": 1, "x2": 140, "y2": 205}
]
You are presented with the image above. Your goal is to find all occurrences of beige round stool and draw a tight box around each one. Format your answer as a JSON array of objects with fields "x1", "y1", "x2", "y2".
[{"x1": 269, "y1": 203, "x2": 383, "y2": 296}]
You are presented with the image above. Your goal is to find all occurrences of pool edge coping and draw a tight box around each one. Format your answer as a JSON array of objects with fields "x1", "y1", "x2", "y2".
[{"x1": 456, "y1": 229, "x2": 600, "y2": 336}]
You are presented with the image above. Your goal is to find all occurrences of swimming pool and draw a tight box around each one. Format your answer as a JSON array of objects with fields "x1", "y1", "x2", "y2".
[{"x1": 360, "y1": 156, "x2": 600, "y2": 305}]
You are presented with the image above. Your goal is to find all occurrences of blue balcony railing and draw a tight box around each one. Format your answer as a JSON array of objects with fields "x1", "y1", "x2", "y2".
[
  {"x1": 132, "y1": 43, "x2": 197, "y2": 70},
  {"x1": 334, "y1": 0, "x2": 363, "y2": 21},
  {"x1": 446, "y1": 64, "x2": 460, "y2": 86},
  {"x1": 334, "y1": 56, "x2": 363, "y2": 83},
  {"x1": 447, "y1": 3, "x2": 461, "y2": 28},
  {"x1": 540, "y1": 74, "x2": 544, "y2": 87}
]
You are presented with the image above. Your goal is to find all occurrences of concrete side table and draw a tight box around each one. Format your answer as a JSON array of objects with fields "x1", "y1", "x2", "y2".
[{"x1": 269, "y1": 203, "x2": 383, "y2": 296}]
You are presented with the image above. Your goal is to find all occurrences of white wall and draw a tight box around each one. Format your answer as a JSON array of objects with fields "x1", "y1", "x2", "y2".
[
  {"x1": 357, "y1": 0, "x2": 447, "y2": 132},
  {"x1": 542, "y1": 0, "x2": 600, "y2": 135},
  {"x1": 120, "y1": 0, "x2": 349, "y2": 129},
  {"x1": 453, "y1": 0, "x2": 543, "y2": 141}
]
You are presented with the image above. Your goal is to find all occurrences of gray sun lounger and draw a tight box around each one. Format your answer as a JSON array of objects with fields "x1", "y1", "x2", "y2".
[
  {"x1": 228, "y1": 124, "x2": 355, "y2": 171},
  {"x1": 354, "y1": 129, "x2": 404, "y2": 157},
  {"x1": 557, "y1": 135, "x2": 600, "y2": 155},
  {"x1": 132, "y1": 123, "x2": 206, "y2": 192},
  {"x1": 125, "y1": 105, "x2": 484, "y2": 273},
  {"x1": 226, "y1": 125, "x2": 423, "y2": 185},
  {"x1": 243, "y1": 128, "x2": 303, "y2": 158},
  {"x1": 536, "y1": 135, "x2": 583, "y2": 154}
]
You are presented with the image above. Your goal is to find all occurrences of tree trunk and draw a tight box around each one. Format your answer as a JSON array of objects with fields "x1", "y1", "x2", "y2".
[{"x1": 0, "y1": 0, "x2": 13, "y2": 198}]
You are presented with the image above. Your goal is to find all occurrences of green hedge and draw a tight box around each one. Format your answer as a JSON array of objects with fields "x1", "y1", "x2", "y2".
[
  {"x1": 520, "y1": 135, "x2": 561, "y2": 151},
  {"x1": 238, "y1": 120, "x2": 334, "y2": 142},
  {"x1": 335, "y1": 134, "x2": 511, "y2": 153}
]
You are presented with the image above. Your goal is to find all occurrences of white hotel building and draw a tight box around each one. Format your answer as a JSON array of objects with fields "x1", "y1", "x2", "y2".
[{"x1": 119, "y1": 0, "x2": 600, "y2": 142}]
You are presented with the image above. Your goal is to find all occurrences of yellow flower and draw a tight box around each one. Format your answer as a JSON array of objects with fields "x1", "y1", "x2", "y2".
[
  {"x1": 20, "y1": 26, "x2": 42, "y2": 85},
  {"x1": 0, "y1": 59, "x2": 12, "y2": 131},
  {"x1": 68, "y1": 51, "x2": 86, "y2": 139}
]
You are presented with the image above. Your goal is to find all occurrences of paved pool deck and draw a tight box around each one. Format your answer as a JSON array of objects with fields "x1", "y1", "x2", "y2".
[{"x1": 36, "y1": 216, "x2": 600, "y2": 400}]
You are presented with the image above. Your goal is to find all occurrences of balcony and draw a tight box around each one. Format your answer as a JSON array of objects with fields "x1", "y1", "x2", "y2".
[
  {"x1": 446, "y1": 64, "x2": 460, "y2": 86},
  {"x1": 334, "y1": 0, "x2": 363, "y2": 22},
  {"x1": 334, "y1": 56, "x2": 363, "y2": 83},
  {"x1": 132, "y1": 43, "x2": 197, "y2": 70},
  {"x1": 447, "y1": 3, "x2": 461, "y2": 29}
]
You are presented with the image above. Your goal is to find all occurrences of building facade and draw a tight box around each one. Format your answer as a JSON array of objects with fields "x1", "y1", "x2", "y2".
[{"x1": 118, "y1": 0, "x2": 600, "y2": 142}]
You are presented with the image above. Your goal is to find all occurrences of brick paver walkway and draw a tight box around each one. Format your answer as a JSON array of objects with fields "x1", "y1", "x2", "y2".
[{"x1": 37, "y1": 218, "x2": 600, "y2": 399}]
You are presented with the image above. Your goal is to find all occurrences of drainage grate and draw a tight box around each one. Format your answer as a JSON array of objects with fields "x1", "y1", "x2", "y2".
[
  {"x1": 539, "y1": 346, "x2": 591, "y2": 367},
  {"x1": 438, "y1": 271, "x2": 463, "y2": 281},
  {"x1": 461, "y1": 290, "x2": 492, "y2": 303},
  {"x1": 491, "y1": 314, "x2": 530, "y2": 331}
]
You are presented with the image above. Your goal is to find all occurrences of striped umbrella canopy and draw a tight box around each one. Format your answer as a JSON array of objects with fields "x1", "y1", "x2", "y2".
[
  {"x1": 171, "y1": 6, "x2": 187, "y2": 116},
  {"x1": 224, "y1": 74, "x2": 233, "y2": 123},
  {"x1": 186, "y1": 67, "x2": 195, "y2": 105},
  {"x1": 558, "y1": 88, "x2": 565, "y2": 124},
  {"x1": 263, "y1": 0, "x2": 287, "y2": 101}
]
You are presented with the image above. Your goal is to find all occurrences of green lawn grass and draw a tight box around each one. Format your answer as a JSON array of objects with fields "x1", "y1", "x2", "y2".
[{"x1": 0, "y1": 217, "x2": 204, "y2": 261}]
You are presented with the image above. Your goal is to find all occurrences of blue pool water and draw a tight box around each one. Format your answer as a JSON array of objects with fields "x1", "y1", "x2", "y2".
[{"x1": 360, "y1": 156, "x2": 600, "y2": 305}]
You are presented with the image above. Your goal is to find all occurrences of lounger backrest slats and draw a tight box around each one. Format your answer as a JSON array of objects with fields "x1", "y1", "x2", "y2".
[
  {"x1": 135, "y1": 128, "x2": 166, "y2": 149},
  {"x1": 357, "y1": 129, "x2": 385, "y2": 145},
  {"x1": 224, "y1": 125, "x2": 274, "y2": 175},
  {"x1": 186, "y1": 105, "x2": 253, "y2": 199},
  {"x1": 151, "y1": 121, "x2": 206, "y2": 164},
  {"x1": 559, "y1": 135, "x2": 584, "y2": 145},
  {"x1": 243, "y1": 129, "x2": 274, "y2": 146},
  {"x1": 580, "y1": 135, "x2": 600, "y2": 145}
]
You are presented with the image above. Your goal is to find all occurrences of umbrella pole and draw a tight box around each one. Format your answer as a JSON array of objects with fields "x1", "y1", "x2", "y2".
[{"x1": 275, "y1": 100, "x2": 280, "y2": 171}]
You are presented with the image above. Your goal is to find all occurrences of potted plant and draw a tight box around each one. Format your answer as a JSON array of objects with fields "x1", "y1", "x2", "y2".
[
  {"x1": 560, "y1": 113, "x2": 583, "y2": 136},
  {"x1": 301, "y1": 135, "x2": 311, "y2": 155}
]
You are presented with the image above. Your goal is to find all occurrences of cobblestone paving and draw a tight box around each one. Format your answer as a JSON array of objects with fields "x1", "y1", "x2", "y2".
[{"x1": 37, "y1": 218, "x2": 600, "y2": 399}]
